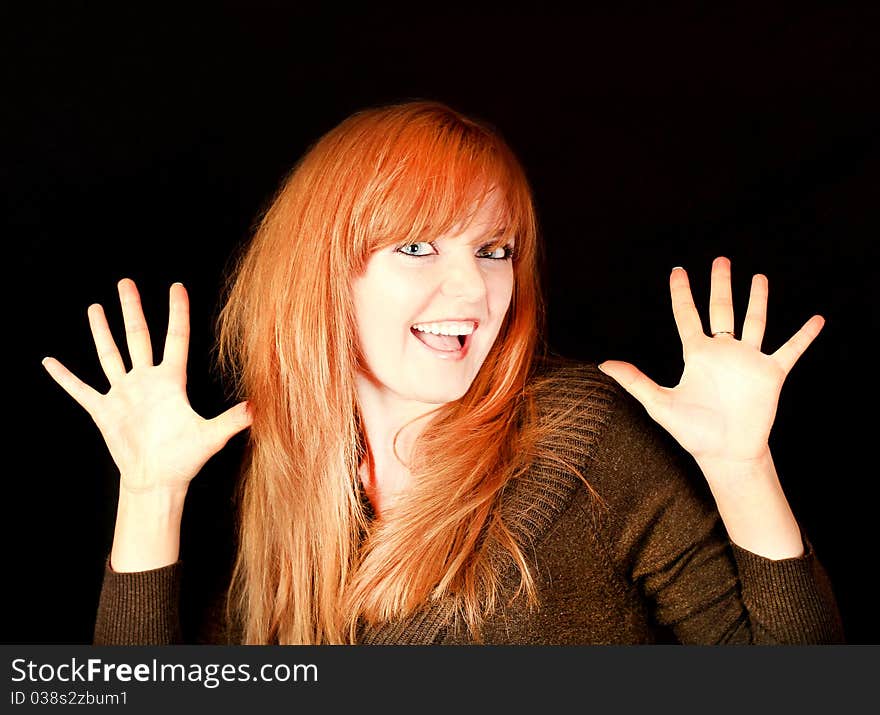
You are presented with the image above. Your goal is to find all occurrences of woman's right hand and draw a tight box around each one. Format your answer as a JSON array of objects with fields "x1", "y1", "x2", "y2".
[{"x1": 42, "y1": 279, "x2": 253, "y2": 497}]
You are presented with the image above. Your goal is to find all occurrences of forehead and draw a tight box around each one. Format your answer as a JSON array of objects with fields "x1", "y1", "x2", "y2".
[
  {"x1": 361, "y1": 184, "x2": 517, "y2": 261},
  {"x1": 441, "y1": 191, "x2": 510, "y2": 238}
]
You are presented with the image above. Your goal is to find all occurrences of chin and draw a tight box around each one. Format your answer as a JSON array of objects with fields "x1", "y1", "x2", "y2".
[
  {"x1": 410, "y1": 379, "x2": 473, "y2": 405},
  {"x1": 414, "y1": 387, "x2": 467, "y2": 405}
]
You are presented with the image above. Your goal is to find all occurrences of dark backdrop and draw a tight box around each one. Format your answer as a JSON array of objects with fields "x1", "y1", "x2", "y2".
[{"x1": 6, "y1": 4, "x2": 877, "y2": 643}]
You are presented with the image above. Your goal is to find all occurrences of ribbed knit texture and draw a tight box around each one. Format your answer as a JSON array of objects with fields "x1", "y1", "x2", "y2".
[
  {"x1": 94, "y1": 558, "x2": 182, "y2": 645},
  {"x1": 93, "y1": 357, "x2": 845, "y2": 645}
]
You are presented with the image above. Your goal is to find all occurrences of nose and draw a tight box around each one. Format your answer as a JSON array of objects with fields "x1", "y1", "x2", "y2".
[{"x1": 439, "y1": 254, "x2": 489, "y2": 302}]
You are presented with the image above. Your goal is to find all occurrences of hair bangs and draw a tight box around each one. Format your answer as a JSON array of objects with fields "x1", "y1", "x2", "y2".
[{"x1": 351, "y1": 110, "x2": 532, "y2": 264}]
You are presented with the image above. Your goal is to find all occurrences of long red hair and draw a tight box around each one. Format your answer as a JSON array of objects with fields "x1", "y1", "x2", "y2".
[{"x1": 214, "y1": 100, "x2": 598, "y2": 643}]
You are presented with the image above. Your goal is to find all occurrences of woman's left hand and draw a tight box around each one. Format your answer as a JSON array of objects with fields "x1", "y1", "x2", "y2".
[{"x1": 598, "y1": 256, "x2": 825, "y2": 474}]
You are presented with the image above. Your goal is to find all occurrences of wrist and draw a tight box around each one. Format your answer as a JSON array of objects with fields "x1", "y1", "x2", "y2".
[
  {"x1": 695, "y1": 447, "x2": 775, "y2": 486},
  {"x1": 118, "y1": 483, "x2": 189, "y2": 514},
  {"x1": 111, "y1": 486, "x2": 188, "y2": 573},
  {"x1": 696, "y1": 450, "x2": 805, "y2": 559}
]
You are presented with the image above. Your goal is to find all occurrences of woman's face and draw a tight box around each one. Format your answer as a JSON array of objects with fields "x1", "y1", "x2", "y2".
[{"x1": 351, "y1": 195, "x2": 515, "y2": 407}]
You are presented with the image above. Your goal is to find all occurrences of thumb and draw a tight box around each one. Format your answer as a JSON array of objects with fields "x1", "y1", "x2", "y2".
[
  {"x1": 598, "y1": 360, "x2": 670, "y2": 421},
  {"x1": 205, "y1": 400, "x2": 253, "y2": 449}
]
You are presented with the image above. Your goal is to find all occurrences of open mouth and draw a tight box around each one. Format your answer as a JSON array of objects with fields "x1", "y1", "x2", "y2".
[{"x1": 410, "y1": 326, "x2": 472, "y2": 355}]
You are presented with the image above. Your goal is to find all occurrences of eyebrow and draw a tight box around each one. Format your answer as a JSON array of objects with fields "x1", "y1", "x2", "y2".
[
  {"x1": 428, "y1": 227, "x2": 512, "y2": 245},
  {"x1": 468, "y1": 229, "x2": 510, "y2": 245}
]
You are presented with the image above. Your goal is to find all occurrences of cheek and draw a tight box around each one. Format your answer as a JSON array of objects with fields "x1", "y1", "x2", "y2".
[
  {"x1": 353, "y1": 281, "x2": 416, "y2": 350},
  {"x1": 488, "y1": 269, "x2": 515, "y2": 311},
  {"x1": 353, "y1": 266, "x2": 416, "y2": 318}
]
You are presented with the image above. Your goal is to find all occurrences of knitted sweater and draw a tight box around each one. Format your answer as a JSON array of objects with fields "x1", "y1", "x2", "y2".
[{"x1": 93, "y1": 358, "x2": 845, "y2": 645}]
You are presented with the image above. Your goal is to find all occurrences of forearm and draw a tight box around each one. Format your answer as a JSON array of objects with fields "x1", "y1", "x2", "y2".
[
  {"x1": 110, "y1": 485, "x2": 188, "y2": 572},
  {"x1": 697, "y1": 449, "x2": 805, "y2": 560}
]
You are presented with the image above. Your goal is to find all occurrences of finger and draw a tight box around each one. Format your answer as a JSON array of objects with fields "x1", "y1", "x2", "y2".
[
  {"x1": 670, "y1": 267, "x2": 704, "y2": 351},
  {"x1": 162, "y1": 282, "x2": 190, "y2": 376},
  {"x1": 41, "y1": 356, "x2": 104, "y2": 417},
  {"x1": 87, "y1": 303, "x2": 127, "y2": 384},
  {"x1": 598, "y1": 360, "x2": 672, "y2": 423},
  {"x1": 740, "y1": 274, "x2": 768, "y2": 350},
  {"x1": 118, "y1": 278, "x2": 154, "y2": 368},
  {"x1": 203, "y1": 401, "x2": 253, "y2": 450},
  {"x1": 709, "y1": 256, "x2": 736, "y2": 336},
  {"x1": 770, "y1": 315, "x2": 825, "y2": 375}
]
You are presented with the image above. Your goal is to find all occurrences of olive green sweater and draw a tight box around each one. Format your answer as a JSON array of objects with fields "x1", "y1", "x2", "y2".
[{"x1": 93, "y1": 358, "x2": 845, "y2": 645}]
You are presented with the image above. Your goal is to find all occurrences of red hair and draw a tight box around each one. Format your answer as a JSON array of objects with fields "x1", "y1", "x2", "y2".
[{"x1": 214, "y1": 100, "x2": 599, "y2": 643}]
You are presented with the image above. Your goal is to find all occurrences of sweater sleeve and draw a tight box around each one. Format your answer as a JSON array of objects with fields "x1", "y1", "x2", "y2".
[
  {"x1": 92, "y1": 554, "x2": 240, "y2": 645},
  {"x1": 93, "y1": 554, "x2": 184, "y2": 645},
  {"x1": 591, "y1": 383, "x2": 846, "y2": 644}
]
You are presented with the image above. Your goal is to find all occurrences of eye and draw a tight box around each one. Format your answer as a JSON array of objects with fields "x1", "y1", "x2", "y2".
[
  {"x1": 477, "y1": 244, "x2": 516, "y2": 260},
  {"x1": 397, "y1": 241, "x2": 435, "y2": 257},
  {"x1": 396, "y1": 242, "x2": 516, "y2": 260}
]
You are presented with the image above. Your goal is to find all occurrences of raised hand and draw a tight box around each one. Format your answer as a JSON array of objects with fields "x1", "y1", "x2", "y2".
[
  {"x1": 42, "y1": 279, "x2": 253, "y2": 497},
  {"x1": 597, "y1": 256, "x2": 825, "y2": 474}
]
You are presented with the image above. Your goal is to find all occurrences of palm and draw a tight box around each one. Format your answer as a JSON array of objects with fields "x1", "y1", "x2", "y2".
[
  {"x1": 97, "y1": 364, "x2": 218, "y2": 490},
  {"x1": 599, "y1": 257, "x2": 824, "y2": 467}
]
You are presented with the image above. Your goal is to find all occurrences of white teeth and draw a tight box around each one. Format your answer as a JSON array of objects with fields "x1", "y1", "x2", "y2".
[{"x1": 411, "y1": 321, "x2": 476, "y2": 336}]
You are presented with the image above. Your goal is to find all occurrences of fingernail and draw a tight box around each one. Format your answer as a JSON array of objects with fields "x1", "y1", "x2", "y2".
[
  {"x1": 672, "y1": 266, "x2": 684, "y2": 272},
  {"x1": 172, "y1": 282, "x2": 183, "y2": 287},
  {"x1": 597, "y1": 362, "x2": 607, "y2": 373}
]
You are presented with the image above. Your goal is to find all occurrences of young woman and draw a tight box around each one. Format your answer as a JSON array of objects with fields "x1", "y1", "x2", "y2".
[{"x1": 42, "y1": 100, "x2": 844, "y2": 645}]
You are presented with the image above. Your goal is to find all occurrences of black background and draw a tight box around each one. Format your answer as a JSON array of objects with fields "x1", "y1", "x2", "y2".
[{"x1": 6, "y1": 3, "x2": 878, "y2": 643}]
